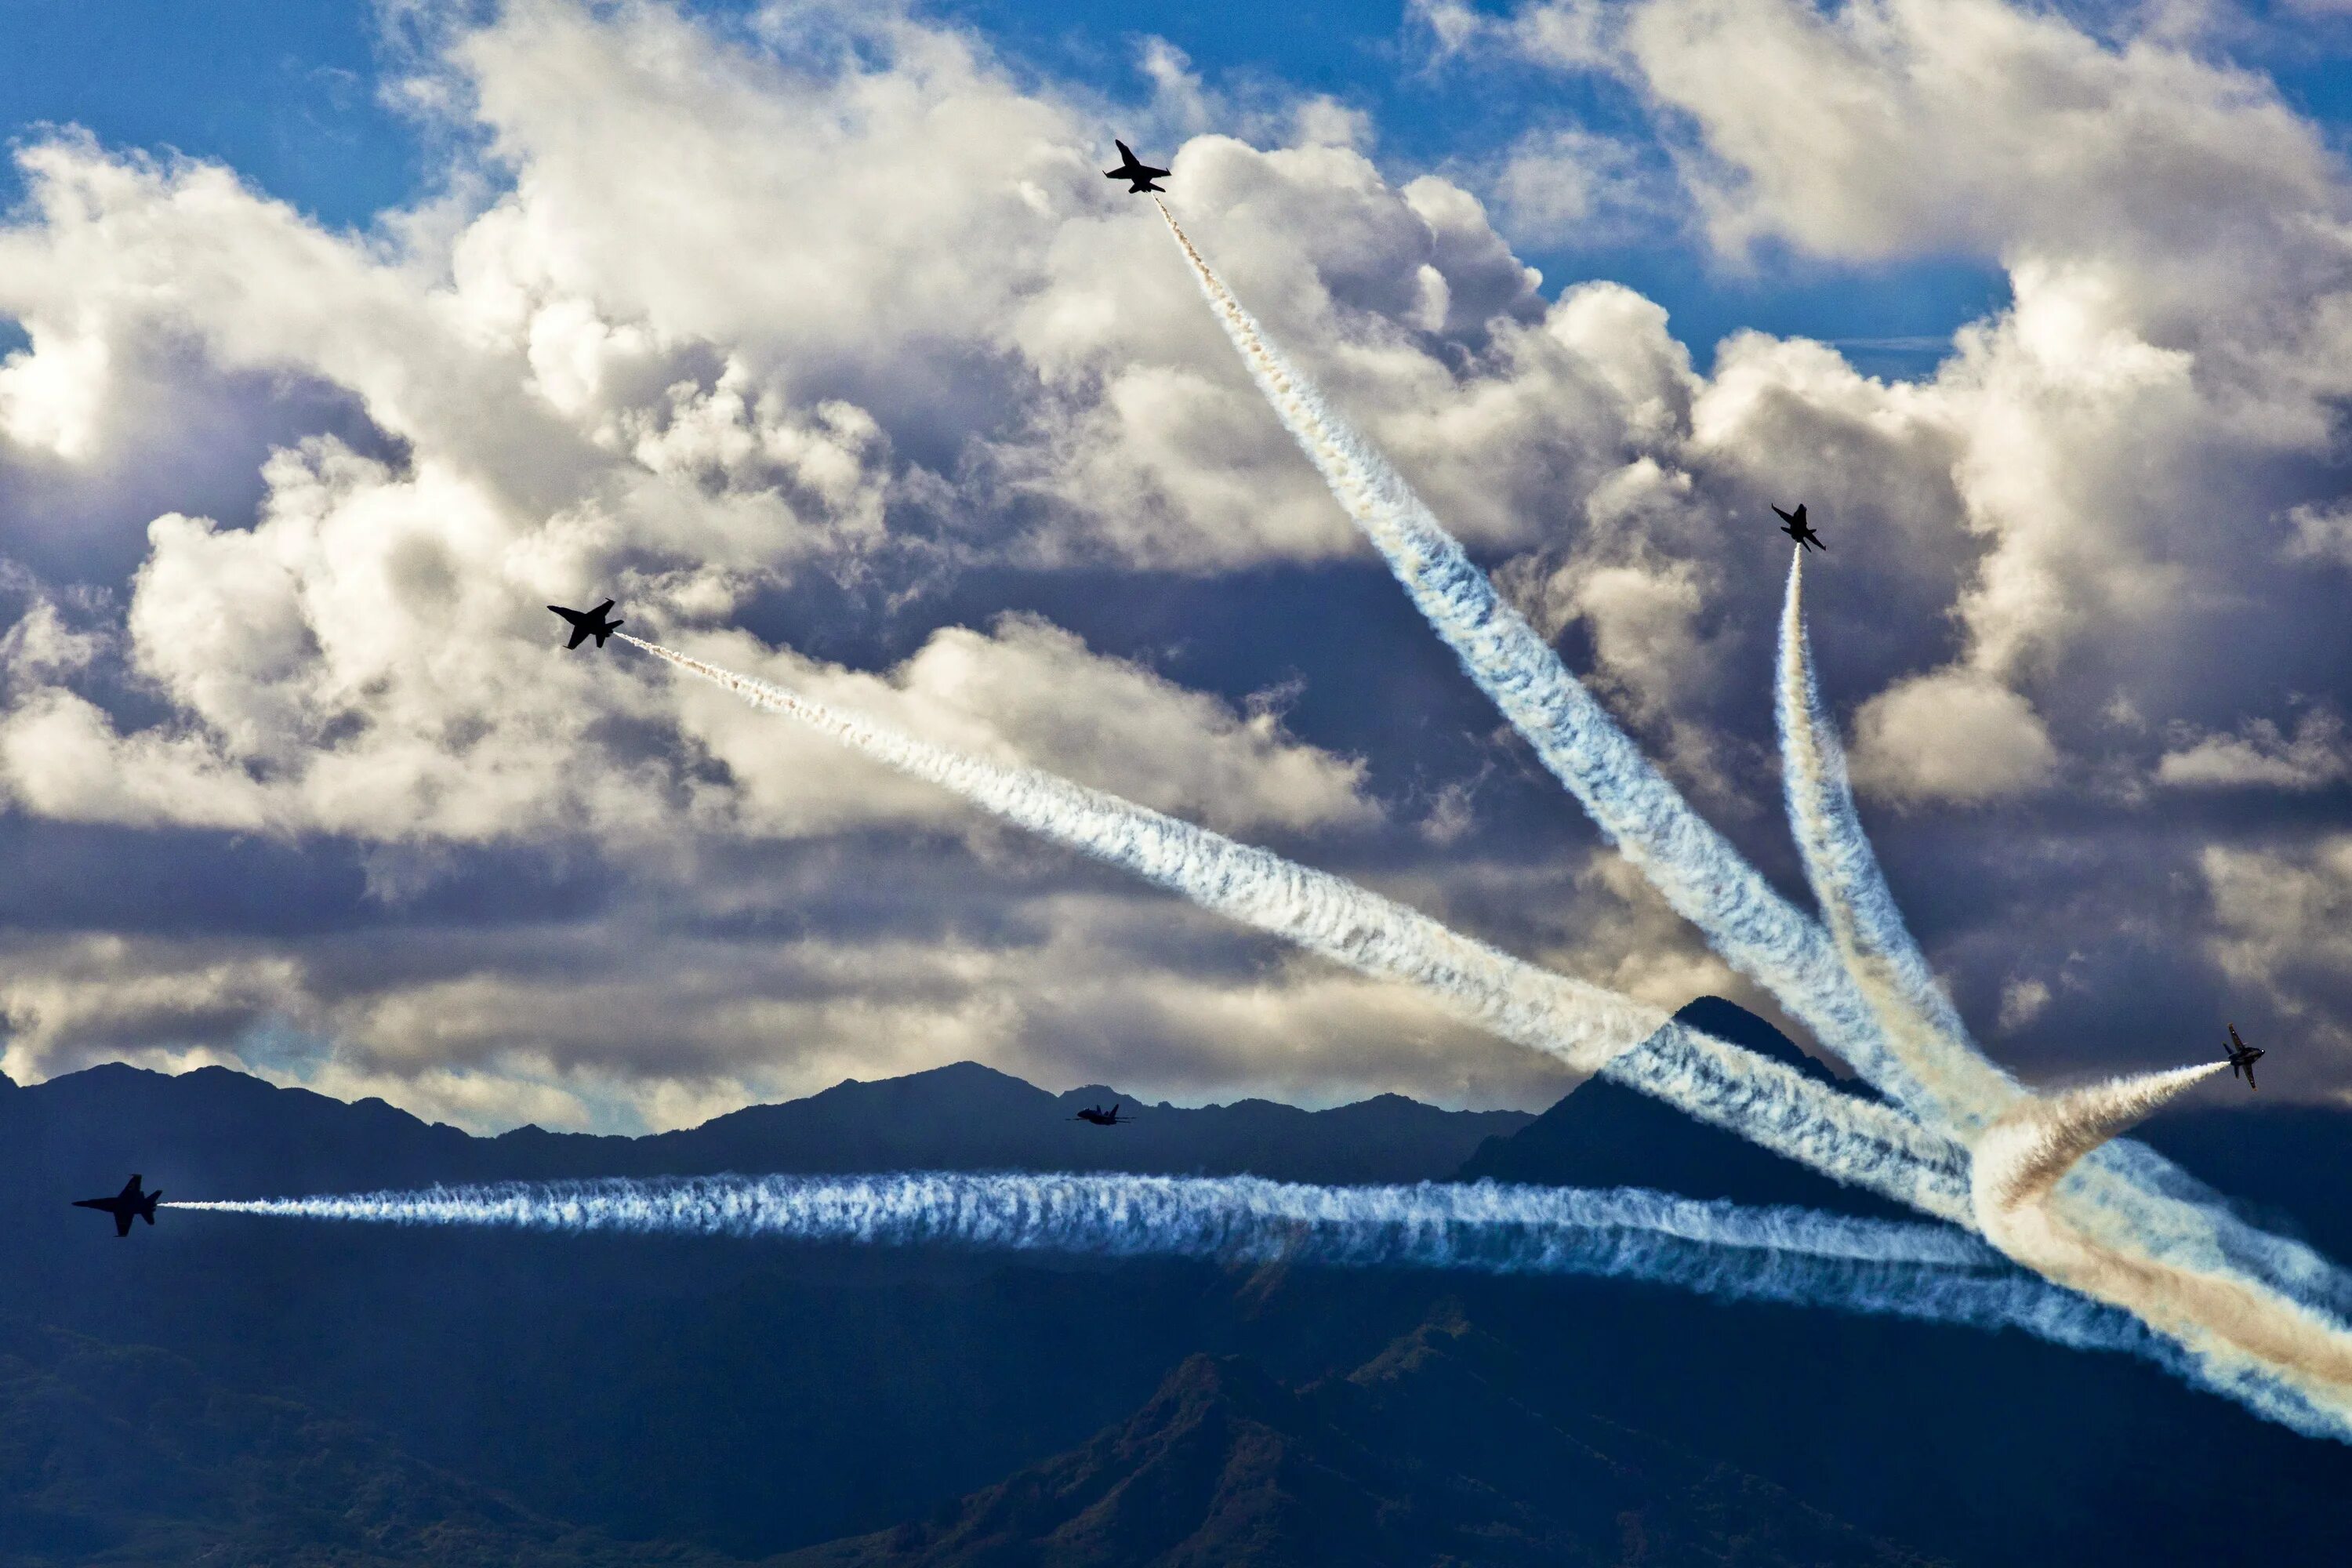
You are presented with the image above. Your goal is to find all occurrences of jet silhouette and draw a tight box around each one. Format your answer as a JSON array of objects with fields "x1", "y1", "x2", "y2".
[
  {"x1": 74, "y1": 1173, "x2": 162, "y2": 1237},
  {"x1": 1073, "y1": 1102, "x2": 1131, "y2": 1126},
  {"x1": 548, "y1": 599, "x2": 624, "y2": 650},
  {"x1": 1103, "y1": 140, "x2": 1170, "y2": 194},
  {"x1": 1774, "y1": 503, "x2": 1825, "y2": 552},
  {"x1": 2224, "y1": 1024, "x2": 2265, "y2": 1091}
]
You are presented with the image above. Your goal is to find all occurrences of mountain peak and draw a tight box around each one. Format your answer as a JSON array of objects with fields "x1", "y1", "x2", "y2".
[{"x1": 1457, "y1": 996, "x2": 1905, "y2": 1218}]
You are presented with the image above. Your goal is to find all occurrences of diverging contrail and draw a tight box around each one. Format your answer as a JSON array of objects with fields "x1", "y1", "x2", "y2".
[
  {"x1": 1775, "y1": 550, "x2": 2020, "y2": 1134},
  {"x1": 1971, "y1": 1064, "x2": 2352, "y2": 1438},
  {"x1": 172, "y1": 1172, "x2": 2147, "y2": 1357},
  {"x1": 620, "y1": 633, "x2": 1969, "y2": 1221},
  {"x1": 1155, "y1": 200, "x2": 1933, "y2": 1115},
  {"x1": 1780, "y1": 554, "x2": 2352, "y2": 1430}
]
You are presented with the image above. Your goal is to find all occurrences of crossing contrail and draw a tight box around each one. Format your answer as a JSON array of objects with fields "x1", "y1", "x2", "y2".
[
  {"x1": 1154, "y1": 198, "x2": 1930, "y2": 1113},
  {"x1": 619, "y1": 633, "x2": 1969, "y2": 1220},
  {"x1": 1149, "y1": 204, "x2": 2352, "y2": 1438},
  {"x1": 171, "y1": 1171, "x2": 2148, "y2": 1357},
  {"x1": 1779, "y1": 551, "x2": 2352, "y2": 1435},
  {"x1": 1969, "y1": 1063, "x2": 2352, "y2": 1436}
]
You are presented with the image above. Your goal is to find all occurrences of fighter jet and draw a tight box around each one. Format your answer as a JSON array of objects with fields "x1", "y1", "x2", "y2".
[
  {"x1": 1072, "y1": 1102, "x2": 1131, "y2": 1126},
  {"x1": 1774, "y1": 503, "x2": 1825, "y2": 552},
  {"x1": 2224, "y1": 1024, "x2": 2265, "y2": 1091},
  {"x1": 548, "y1": 598, "x2": 624, "y2": 651},
  {"x1": 73, "y1": 1173, "x2": 162, "y2": 1237},
  {"x1": 1103, "y1": 140, "x2": 1170, "y2": 194}
]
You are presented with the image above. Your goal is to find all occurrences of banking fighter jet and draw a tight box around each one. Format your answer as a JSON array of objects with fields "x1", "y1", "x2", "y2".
[
  {"x1": 548, "y1": 599, "x2": 624, "y2": 650},
  {"x1": 2224, "y1": 1025, "x2": 2265, "y2": 1091},
  {"x1": 1774, "y1": 503, "x2": 1825, "y2": 552},
  {"x1": 1104, "y1": 140, "x2": 1171, "y2": 194}
]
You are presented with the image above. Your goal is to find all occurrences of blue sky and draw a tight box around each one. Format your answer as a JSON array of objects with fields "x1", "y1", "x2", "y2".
[
  {"x1": 3, "y1": 0, "x2": 2352, "y2": 1135},
  {"x1": 0, "y1": 0, "x2": 2013, "y2": 368}
]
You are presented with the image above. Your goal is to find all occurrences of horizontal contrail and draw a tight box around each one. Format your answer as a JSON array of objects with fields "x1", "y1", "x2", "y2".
[
  {"x1": 172, "y1": 1172, "x2": 2147, "y2": 1357},
  {"x1": 1971, "y1": 1064, "x2": 2352, "y2": 1439},
  {"x1": 621, "y1": 633, "x2": 1969, "y2": 1220},
  {"x1": 1156, "y1": 200, "x2": 1935, "y2": 1114}
]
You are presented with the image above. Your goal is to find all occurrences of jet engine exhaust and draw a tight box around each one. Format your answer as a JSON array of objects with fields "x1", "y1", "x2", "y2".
[{"x1": 173, "y1": 1172, "x2": 2154, "y2": 1360}]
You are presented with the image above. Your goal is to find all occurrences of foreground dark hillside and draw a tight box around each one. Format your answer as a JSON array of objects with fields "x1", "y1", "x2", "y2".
[
  {"x1": 0, "y1": 1319, "x2": 725, "y2": 1568},
  {"x1": 783, "y1": 1309, "x2": 1940, "y2": 1568},
  {"x1": 3, "y1": 999, "x2": 2350, "y2": 1564}
]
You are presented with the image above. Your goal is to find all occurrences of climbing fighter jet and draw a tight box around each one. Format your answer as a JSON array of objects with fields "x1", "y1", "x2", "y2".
[
  {"x1": 1073, "y1": 1102, "x2": 1131, "y2": 1126},
  {"x1": 73, "y1": 1174, "x2": 162, "y2": 1237},
  {"x1": 1774, "y1": 503, "x2": 1825, "y2": 552},
  {"x1": 1103, "y1": 140, "x2": 1171, "y2": 194},
  {"x1": 548, "y1": 599, "x2": 624, "y2": 650},
  {"x1": 2224, "y1": 1025, "x2": 2265, "y2": 1091}
]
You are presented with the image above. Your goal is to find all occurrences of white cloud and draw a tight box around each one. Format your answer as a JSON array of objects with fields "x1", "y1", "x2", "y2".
[
  {"x1": 1998, "y1": 975, "x2": 2051, "y2": 1033},
  {"x1": 13, "y1": 0, "x2": 2352, "y2": 1116},
  {"x1": 1849, "y1": 668, "x2": 2058, "y2": 805},
  {"x1": 2158, "y1": 710, "x2": 2352, "y2": 791}
]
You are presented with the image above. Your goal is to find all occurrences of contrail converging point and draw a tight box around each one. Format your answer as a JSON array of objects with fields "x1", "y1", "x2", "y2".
[{"x1": 1156, "y1": 201, "x2": 2352, "y2": 1436}]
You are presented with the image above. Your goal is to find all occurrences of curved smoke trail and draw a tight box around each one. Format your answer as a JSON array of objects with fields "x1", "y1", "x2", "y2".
[
  {"x1": 1780, "y1": 553, "x2": 2352, "y2": 1434},
  {"x1": 621, "y1": 634, "x2": 1969, "y2": 1220},
  {"x1": 1970, "y1": 1065, "x2": 2352, "y2": 1437},
  {"x1": 1775, "y1": 550, "x2": 2020, "y2": 1134},
  {"x1": 1155, "y1": 200, "x2": 1929, "y2": 1112},
  {"x1": 172, "y1": 1172, "x2": 2151, "y2": 1359}
]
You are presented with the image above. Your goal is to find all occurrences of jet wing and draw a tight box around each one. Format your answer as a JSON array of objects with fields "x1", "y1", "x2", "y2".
[
  {"x1": 567, "y1": 624, "x2": 591, "y2": 650},
  {"x1": 114, "y1": 1208, "x2": 133, "y2": 1237},
  {"x1": 121, "y1": 1174, "x2": 143, "y2": 1198},
  {"x1": 2245, "y1": 1064, "x2": 2256, "y2": 1091}
]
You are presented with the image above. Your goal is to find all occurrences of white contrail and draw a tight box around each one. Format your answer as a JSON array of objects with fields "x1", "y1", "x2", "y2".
[
  {"x1": 1780, "y1": 550, "x2": 2352, "y2": 1432},
  {"x1": 1774, "y1": 550, "x2": 2020, "y2": 1133},
  {"x1": 1155, "y1": 201, "x2": 1926, "y2": 1109},
  {"x1": 1971, "y1": 1064, "x2": 2352, "y2": 1438},
  {"x1": 172, "y1": 1172, "x2": 2146, "y2": 1357},
  {"x1": 620, "y1": 633, "x2": 1969, "y2": 1220}
]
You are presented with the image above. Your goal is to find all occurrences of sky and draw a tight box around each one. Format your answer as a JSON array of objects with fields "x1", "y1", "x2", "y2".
[{"x1": 4, "y1": 0, "x2": 2352, "y2": 1135}]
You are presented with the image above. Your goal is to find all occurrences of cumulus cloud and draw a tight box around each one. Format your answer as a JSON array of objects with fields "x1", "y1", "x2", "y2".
[
  {"x1": 9, "y1": 0, "x2": 2352, "y2": 1120},
  {"x1": 2201, "y1": 839, "x2": 2352, "y2": 1076},
  {"x1": 2158, "y1": 710, "x2": 2352, "y2": 791},
  {"x1": 1849, "y1": 669, "x2": 2058, "y2": 805}
]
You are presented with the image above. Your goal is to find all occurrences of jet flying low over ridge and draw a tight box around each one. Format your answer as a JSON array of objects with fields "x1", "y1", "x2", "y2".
[
  {"x1": 549, "y1": 599, "x2": 624, "y2": 650},
  {"x1": 1774, "y1": 503, "x2": 1824, "y2": 552},
  {"x1": 74, "y1": 1173, "x2": 162, "y2": 1237},
  {"x1": 2224, "y1": 1025, "x2": 2266, "y2": 1091},
  {"x1": 1104, "y1": 140, "x2": 1170, "y2": 194},
  {"x1": 1072, "y1": 1102, "x2": 1131, "y2": 1126}
]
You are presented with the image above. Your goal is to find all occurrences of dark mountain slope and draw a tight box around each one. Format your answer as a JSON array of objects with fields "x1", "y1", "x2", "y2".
[
  {"x1": 1458, "y1": 996, "x2": 1912, "y2": 1218},
  {"x1": 0, "y1": 1317, "x2": 728, "y2": 1568},
  {"x1": 782, "y1": 1306, "x2": 1942, "y2": 1568}
]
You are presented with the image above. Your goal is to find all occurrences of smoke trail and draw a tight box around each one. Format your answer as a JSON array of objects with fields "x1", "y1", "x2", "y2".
[
  {"x1": 1156, "y1": 201, "x2": 1929, "y2": 1111},
  {"x1": 1775, "y1": 550, "x2": 2020, "y2": 1134},
  {"x1": 1971, "y1": 1065, "x2": 2352, "y2": 1437},
  {"x1": 1779, "y1": 550, "x2": 2352, "y2": 1430},
  {"x1": 622, "y1": 633, "x2": 1969, "y2": 1220},
  {"x1": 173, "y1": 1172, "x2": 2150, "y2": 1359}
]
